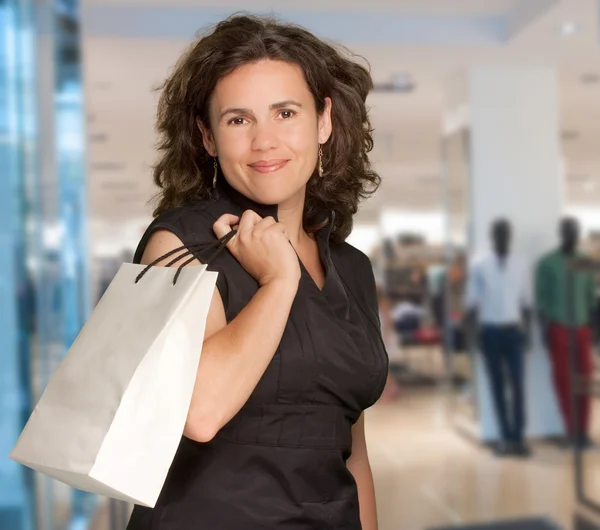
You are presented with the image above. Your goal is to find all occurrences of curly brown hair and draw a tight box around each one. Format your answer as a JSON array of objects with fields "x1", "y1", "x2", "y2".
[{"x1": 152, "y1": 14, "x2": 380, "y2": 243}]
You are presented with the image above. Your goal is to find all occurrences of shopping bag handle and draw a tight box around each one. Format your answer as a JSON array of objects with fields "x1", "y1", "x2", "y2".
[{"x1": 135, "y1": 230, "x2": 237, "y2": 286}]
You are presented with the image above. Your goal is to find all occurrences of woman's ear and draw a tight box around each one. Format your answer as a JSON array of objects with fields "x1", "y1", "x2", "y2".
[
  {"x1": 197, "y1": 117, "x2": 217, "y2": 157},
  {"x1": 317, "y1": 97, "x2": 333, "y2": 145}
]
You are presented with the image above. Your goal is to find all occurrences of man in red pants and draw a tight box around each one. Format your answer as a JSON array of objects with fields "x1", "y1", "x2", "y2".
[{"x1": 536, "y1": 218, "x2": 597, "y2": 448}]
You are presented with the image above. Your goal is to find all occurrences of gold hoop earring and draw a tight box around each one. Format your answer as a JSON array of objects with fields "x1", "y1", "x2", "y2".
[
  {"x1": 318, "y1": 145, "x2": 324, "y2": 178},
  {"x1": 213, "y1": 157, "x2": 218, "y2": 189}
]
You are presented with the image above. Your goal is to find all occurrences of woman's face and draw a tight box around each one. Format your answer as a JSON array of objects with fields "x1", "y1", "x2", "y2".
[{"x1": 200, "y1": 59, "x2": 332, "y2": 207}]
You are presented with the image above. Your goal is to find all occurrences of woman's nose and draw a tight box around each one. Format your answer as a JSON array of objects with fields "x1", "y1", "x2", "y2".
[{"x1": 250, "y1": 122, "x2": 278, "y2": 151}]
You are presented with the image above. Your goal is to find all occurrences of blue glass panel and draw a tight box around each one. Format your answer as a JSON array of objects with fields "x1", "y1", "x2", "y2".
[
  {"x1": 0, "y1": 2, "x2": 35, "y2": 530},
  {"x1": 1, "y1": 0, "x2": 93, "y2": 528}
]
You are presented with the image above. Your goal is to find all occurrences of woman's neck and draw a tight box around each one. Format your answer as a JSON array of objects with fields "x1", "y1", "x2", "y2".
[{"x1": 277, "y1": 190, "x2": 307, "y2": 247}]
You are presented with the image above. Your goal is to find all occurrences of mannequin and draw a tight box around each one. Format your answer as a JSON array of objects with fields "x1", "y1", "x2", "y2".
[
  {"x1": 465, "y1": 219, "x2": 532, "y2": 456},
  {"x1": 536, "y1": 217, "x2": 596, "y2": 448}
]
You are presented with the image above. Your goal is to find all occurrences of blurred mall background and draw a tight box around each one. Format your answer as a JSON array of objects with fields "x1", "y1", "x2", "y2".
[{"x1": 3, "y1": 0, "x2": 600, "y2": 529}]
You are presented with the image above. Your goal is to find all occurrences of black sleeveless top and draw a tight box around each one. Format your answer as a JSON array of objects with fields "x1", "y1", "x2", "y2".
[{"x1": 127, "y1": 180, "x2": 388, "y2": 530}]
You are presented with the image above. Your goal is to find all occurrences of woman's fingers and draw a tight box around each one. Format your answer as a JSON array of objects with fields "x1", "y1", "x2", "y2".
[{"x1": 213, "y1": 214, "x2": 240, "y2": 240}]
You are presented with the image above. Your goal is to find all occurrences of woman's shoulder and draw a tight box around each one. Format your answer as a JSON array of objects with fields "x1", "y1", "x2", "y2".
[
  {"x1": 153, "y1": 197, "x2": 223, "y2": 235},
  {"x1": 331, "y1": 241, "x2": 379, "y2": 313},
  {"x1": 133, "y1": 197, "x2": 225, "y2": 263},
  {"x1": 331, "y1": 241, "x2": 374, "y2": 272}
]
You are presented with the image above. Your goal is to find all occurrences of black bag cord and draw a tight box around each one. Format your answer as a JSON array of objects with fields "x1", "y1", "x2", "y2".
[{"x1": 135, "y1": 229, "x2": 237, "y2": 285}]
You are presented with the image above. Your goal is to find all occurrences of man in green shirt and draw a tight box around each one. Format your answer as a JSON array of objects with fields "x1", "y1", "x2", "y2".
[{"x1": 535, "y1": 218, "x2": 597, "y2": 447}]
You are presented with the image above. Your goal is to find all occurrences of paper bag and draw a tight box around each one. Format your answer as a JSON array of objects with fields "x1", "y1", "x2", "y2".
[{"x1": 10, "y1": 263, "x2": 217, "y2": 508}]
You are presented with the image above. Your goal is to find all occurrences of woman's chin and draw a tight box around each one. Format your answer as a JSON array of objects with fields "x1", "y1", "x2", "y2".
[{"x1": 244, "y1": 182, "x2": 306, "y2": 207}]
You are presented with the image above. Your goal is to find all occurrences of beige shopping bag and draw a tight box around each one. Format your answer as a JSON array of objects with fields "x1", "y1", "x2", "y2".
[{"x1": 10, "y1": 255, "x2": 218, "y2": 508}]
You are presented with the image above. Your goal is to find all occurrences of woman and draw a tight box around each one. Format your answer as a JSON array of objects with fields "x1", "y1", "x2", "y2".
[
  {"x1": 375, "y1": 280, "x2": 401, "y2": 403},
  {"x1": 128, "y1": 14, "x2": 388, "y2": 530}
]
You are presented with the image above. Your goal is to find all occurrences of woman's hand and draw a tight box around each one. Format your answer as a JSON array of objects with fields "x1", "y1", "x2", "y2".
[{"x1": 213, "y1": 210, "x2": 301, "y2": 288}]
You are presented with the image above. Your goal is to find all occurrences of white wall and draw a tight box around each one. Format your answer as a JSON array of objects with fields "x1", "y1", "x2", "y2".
[
  {"x1": 469, "y1": 67, "x2": 563, "y2": 259},
  {"x1": 467, "y1": 66, "x2": 565, "y2": 440}
]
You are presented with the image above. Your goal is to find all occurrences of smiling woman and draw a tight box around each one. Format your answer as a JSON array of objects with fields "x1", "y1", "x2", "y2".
[
  {"x1": 152, "y1": 13, "x2": 379, "y2": 243},
  {"x1": 128, "y1": 13, "x2": 387, "y2": 530},
  {"x1": 198, "y1": 60, "x2": 332, "y2": 209}
]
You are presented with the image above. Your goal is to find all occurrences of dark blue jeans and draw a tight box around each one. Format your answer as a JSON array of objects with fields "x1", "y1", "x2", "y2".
[{"x1": 481, "y1": 325, "x2": 526, "y2": 443}]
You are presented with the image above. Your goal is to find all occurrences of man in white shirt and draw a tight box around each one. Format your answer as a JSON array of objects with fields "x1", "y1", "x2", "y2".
[{"x1": 465, "y1": 219, "x2": 532, "y2": 457}]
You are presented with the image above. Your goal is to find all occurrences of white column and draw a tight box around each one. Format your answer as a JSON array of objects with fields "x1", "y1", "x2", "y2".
[{"x1": 467, "y1": 67, "x2": 565, "y2": 441}]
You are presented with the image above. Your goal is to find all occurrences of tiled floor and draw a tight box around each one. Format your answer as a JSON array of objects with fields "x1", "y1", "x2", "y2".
[{"x1": 366, "y1": 389, "x2": 579, "y2": 530}]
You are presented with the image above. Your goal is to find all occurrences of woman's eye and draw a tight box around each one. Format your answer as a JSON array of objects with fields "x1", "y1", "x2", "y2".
[
  {"x1": 279, "y1": 110, "x2": 296, "y2": 119},
  {"x1": 228, "y1": 117, "x2": 246, "y2": 126}
]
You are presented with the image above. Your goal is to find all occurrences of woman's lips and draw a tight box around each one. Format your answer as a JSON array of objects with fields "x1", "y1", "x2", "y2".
[{"x1": 248, "y1": 160, "x2": 289, "y2": 173}]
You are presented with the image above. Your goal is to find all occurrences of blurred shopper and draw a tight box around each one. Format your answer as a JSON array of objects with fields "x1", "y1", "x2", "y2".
[
  {"x1": 536, "y1": 217, "x2": 597, "y2": 449},
  {"x1": 465, "y1": 219, "x2": 532, "y2": 457},
  {"x1": 447, "y1": 252, "x2": 467, "y2": 352},
  {"x1": 428, "y1": 260, "x2": 445, "y2": 329},
  {"x1": 127, "y1": 15, "x2": 387, "y2": 530},
  {"x1": 376, "y1": 284, "x2": 401, "y2": 403}
]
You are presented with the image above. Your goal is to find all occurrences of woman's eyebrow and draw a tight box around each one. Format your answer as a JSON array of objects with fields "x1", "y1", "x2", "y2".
[
  {"x1": 219, "y1": 100, "x2": 303, "y2": 121},
  {"x1": 219, "y1": 107, "x2": 252, "y2": 120},
  {"x1": 270, "y1": 100, "x2": 303, "y2": 110}
]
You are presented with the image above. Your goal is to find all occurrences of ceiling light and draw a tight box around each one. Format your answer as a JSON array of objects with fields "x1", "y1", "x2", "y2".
[
  {"x1": 372, "y1": 72, "x2": 416, "y2": 93},
  {"x1": 391, "y1": 73, "x2": 415, "y2": 91},
  {"x1": 559, "y1": 21, "x2": 581, "y2": 36}
]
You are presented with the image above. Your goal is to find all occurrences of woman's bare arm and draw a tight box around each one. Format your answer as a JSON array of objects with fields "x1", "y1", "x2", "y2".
[{"x1": 141, "y1": 228, "x2": 297, "y2": 442}]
